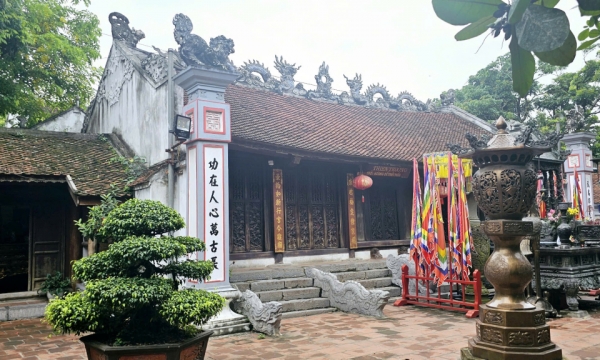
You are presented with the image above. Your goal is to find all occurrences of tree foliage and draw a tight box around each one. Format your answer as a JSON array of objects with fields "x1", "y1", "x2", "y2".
[
  {"x1": 452, "y1": 50, "x2": 600, "y2": 155},
  {"x1": 45, "y1": 199, "x2": 224, "y2": 346},
  {"x1": 453, "y1": 53, "x2": 559, "y2": 122},
  {"x1": 432, "y1": 0, "x2": 599, "y2": 97},
  {"x1": 0, "y1": 0, "x2": 102, "y2": 126}
]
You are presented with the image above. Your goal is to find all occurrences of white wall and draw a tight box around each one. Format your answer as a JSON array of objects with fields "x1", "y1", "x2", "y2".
[
  {"x1": 35, "y1": 109, "x2": 85, "y2": 132},
  {"x1": 86, "y1": 45, "x2": 184, "y2": 167}
]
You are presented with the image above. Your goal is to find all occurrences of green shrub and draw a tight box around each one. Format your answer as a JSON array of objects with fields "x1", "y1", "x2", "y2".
[
  {"x1": 37, "y1": 271, "x2": 71, "y2": 297},
  {"x1": 45, "y1": 199, "x2": 224, "y2": 346}
]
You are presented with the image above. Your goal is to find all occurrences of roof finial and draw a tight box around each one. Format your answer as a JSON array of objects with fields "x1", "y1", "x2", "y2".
[{"x1": 496, "y1": 116, "x2": 507, "y2": 134}]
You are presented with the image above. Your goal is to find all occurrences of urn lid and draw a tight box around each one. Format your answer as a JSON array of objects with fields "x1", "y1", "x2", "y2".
[{"x1": 449, "y1": 117, "x2": 552, "y2": 168}]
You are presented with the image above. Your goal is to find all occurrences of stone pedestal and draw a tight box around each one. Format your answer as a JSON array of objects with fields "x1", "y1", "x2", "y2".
[
  {"x1": 462, "y1": 220, "x2": 562, "y2": 360},
  {"x1": 467, "y1": 305, "x2": 560, "y2": 360}
]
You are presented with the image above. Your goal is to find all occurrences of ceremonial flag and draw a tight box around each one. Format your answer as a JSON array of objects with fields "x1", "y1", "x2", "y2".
[
  {"x1": 537, "y1": 171, "x2": 546, "y2": 219},
  {"x1": 553, "y1": 172, "x2": 558, "y2": 204},
  {"x1": 449, "y1": 157, "x2": 462, "y2": 277},
  {"x1": 421, "y1": 156, "x2": 433, "y2": 268},
  {"x1": 409, "y1": 158, "x2": 424, "y2": 275},
  {"x1": 458, "y1": 159, "x2": 472, "y2": 280},
  {"x1": 431, "y1": 155, "x2": 448, "y2": 286}
]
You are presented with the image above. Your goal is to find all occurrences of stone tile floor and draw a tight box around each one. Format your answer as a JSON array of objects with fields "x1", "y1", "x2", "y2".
[{"x1": 1, "y1": 305, "x2": 599, "y2": 359}]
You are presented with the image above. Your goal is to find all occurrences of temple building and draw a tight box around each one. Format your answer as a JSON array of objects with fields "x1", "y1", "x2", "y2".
[
  {"x1": 81, "y1": 12, "x2": 495, "y2": 269},
  {"x1": 1, "y1": 12, "x2": 496, "y2": 297}
]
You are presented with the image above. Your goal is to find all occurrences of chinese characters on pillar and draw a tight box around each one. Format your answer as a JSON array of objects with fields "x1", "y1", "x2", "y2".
[
  {"x1": 273, "y1": 169, "x2": 285, "y2": 253},
  {"x1": 347, "y1": 174, "x2": 358, "y2": 249},
  {"x1": 204, "y1": 146, "x2": 225, "y2": 282}
]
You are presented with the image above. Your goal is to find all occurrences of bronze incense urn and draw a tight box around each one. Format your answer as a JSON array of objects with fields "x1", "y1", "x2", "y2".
[{"x1": 451, "y1": 117, "x2": 562, "y2": 360}]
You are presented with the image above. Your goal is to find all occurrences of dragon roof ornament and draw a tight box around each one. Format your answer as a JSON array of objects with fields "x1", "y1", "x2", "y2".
[
  {"x1": 109, "y1": 12, "x2": 145, "y2": 48},
  {"x1": 236, "y1": 58, "x2": 438, "y2": 112}
]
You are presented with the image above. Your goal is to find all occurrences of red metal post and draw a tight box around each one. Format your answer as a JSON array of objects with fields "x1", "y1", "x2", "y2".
[
  {"x1": 394, "y1": 265, "x2": 410, "y2": 306},
  {"x1": 466, "y1": 269, "x2": 481, "y2": 318}
]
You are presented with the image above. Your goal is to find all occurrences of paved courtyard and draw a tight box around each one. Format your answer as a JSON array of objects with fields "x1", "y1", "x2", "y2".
[{"x1": 1, "y1": 305, "x2": 599, "y2": 360}]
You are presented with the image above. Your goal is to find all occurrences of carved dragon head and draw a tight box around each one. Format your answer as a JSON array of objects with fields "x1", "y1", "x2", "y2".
[
  {"x1": 274, "y1": 55, "x2": 300, "y2": 77},
  {"x1": 343, "y1": 73, "x2": 363, "y2": 92},
  {"x1": 109, "y1": 12, "x2": 145, "y2": 48}
]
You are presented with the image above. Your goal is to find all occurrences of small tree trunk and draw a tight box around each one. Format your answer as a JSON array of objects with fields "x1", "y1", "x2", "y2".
[{"x1": 88, "y1": 238, "x2": 96, "y2": 256}]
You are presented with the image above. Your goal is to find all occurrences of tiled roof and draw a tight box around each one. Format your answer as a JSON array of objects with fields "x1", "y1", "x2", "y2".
[
  {"x1": 0, "y1": 129, "x2": 129, "y2": 197},
  {"x1": 225, "y1": 85, "x2": 490, "y2": 163}
]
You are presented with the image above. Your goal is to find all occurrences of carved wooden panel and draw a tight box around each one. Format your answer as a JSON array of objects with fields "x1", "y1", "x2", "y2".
[
  {"x1": 284, "y1": 168, "x2": 340, "y2": 250},
  {"x1": 229, "y1": 158, "x2": 265, "y2": 253},
  {"x1": 367, "y1": 183, "x2": 399, "y2": 240}
]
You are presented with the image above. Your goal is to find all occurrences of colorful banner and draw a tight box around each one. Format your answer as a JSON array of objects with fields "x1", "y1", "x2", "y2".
[
  {"x1": 432, "y1": 157, "x2": 448, "y2": 286},
  {"x1": 409, "y1": 159, "x2": 423, "y2": 275},
  {"x1": 457, "y1": 159, "x2": 472, "y2": 281},
  {"x1": 537, "y1": 171, "x2": 546, "y2": 219}
]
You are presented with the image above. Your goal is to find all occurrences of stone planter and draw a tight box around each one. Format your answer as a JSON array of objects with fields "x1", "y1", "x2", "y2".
[
  {"x1": 80, "y1": 330, "x2": 213, "y2": 360},
  {"x1": 576, "y1": 224, "x2": 600, "y2": 247}
]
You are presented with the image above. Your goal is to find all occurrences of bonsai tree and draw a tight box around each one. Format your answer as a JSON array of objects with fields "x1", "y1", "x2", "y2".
[{"x1": 45, "y1": 199, "x2": 225, "y2": 346}]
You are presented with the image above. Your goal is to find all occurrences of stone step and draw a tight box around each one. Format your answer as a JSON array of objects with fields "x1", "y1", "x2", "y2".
[
  {"x1": 279, "y1": 297, "x2": 330, "y2": 313},
  {"x1": 379, "y1": 286, "x2": 402, "y2": 298},
  {"x1": 230, "y1": 259, "x2": 389, "y2": 283},
  {"x1": 257, "y1": 287, "x2": 321, "y2": 302},
  {"x1": 356, "y1": 277, "x2": 393, "y2": 289},
  {"x1": 334, "y1": 269, "x2": 391, "y2": 282},
  {"x1": 281, "y1": 307, "x2": 337, "y2": 319},
  {"x1": 233, "y1": 277, "x2": 314, "y2": 293},
  {"x1": 0, "y1": 301, "x2": 47, "y2": 321},
  {"x1": 312, "y1": 259, "x2": 388, "y2": 273},
  {"x1": 230, "y1": 267, "x2": 306, "y2": 283}
]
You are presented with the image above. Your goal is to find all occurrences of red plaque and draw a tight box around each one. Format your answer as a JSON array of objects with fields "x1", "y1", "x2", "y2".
[
  {"x1": 347, "y1": 174, "x2": 358, "y2": 249},
  {"x1": 273, "y1": 169, "x2": 285, "y2": 253}
]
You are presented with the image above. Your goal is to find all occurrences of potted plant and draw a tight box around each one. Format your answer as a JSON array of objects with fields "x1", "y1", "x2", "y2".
[
  {"x1": 45, "y1": 199, "x2": 225, "y2": 360},
  {"x1": 540, "y1": 209, "x2": 559, "y2": 247},
  {"x1": 38, "y1": 271, "x2": 71, "y2": 300}
]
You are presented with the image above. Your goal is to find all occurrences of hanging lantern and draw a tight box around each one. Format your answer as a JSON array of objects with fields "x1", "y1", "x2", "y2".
[{"x1": 353, "y1": 174, "x2": 373, "y2": 191}]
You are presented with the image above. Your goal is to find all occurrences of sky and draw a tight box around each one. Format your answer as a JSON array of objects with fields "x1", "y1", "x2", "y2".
[{"x1": 86, "y1": 0, "x2": 589, "y2": 102}]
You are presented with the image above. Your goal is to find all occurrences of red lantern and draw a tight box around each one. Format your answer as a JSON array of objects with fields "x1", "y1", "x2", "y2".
[{"x1": 353, "y1": 174, "x2": 373, "y2": 191}]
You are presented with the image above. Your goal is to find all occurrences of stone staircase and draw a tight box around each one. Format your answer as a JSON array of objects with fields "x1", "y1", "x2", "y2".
[
  {"x1": 0, "y1": 292, "x2": 47, "y2": 321},
  {"x1": 230, "y1": 259, "x2": 400, "y2": 319}
]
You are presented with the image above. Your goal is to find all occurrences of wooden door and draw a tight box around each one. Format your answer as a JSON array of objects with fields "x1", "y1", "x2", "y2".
[
  {"x1": 284, "y1": 170, "x2": 340, "y2": 250},
  {"x1": 30, "y1": 204, "x2": 64, "y2": 290},
  {"x1": 365, "y1": 180, "x2": 400, "y2": 240},
  {"x1": 229, "y1": 160, "x2": 266, "y2": 253}
]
